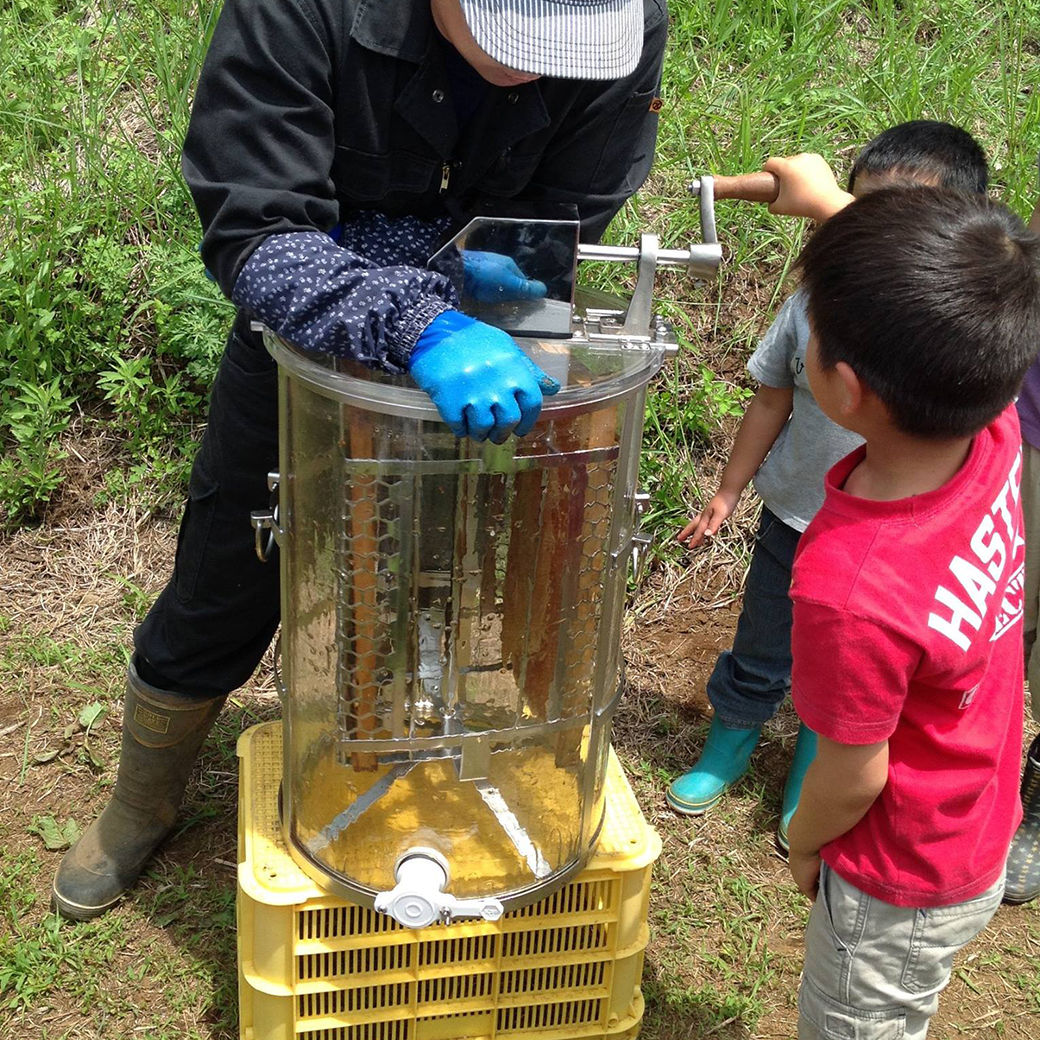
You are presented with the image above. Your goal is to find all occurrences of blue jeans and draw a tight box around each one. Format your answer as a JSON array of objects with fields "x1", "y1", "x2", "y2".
[{"x1": 707, "y1": 507, "x2": 802, "y2": 729}]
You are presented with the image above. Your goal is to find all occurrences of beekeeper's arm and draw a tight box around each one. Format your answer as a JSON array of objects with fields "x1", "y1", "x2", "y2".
[{"x1": 182, "y1": 0, "x2": 553, "y2": 440}]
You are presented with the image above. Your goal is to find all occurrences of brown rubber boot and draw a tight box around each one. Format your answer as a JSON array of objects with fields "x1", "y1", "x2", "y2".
[{"x1": 51, "y1": 661, "x2": 226, "y2": 921}]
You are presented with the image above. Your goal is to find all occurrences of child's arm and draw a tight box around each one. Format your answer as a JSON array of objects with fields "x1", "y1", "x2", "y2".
[
  {"x1": 787, "y1": 736, "x2": 889, "y2": 899},
  {"x1": 764, "y1": 153, "x2": 854, "y2": 223},
  {"x1": 677, "y1": 384, "x2": 793, "y2": 547}
]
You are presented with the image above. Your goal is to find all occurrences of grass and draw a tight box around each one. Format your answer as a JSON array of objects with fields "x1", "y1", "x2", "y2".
[
  {"x1": 0, "y1": 848, "x2": 127, "y2": 1014},
  {"x1": 0, "y1": 0, "x2": 229, "y2": 527},
  {"x1": 2, "y1": 1, "x2": 1040, "y2": 1038}
]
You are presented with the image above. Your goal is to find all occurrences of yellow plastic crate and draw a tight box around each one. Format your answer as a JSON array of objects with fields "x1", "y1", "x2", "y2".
[{"x1": 237, "y1": 722, "x2": 660, "y2": 1040}]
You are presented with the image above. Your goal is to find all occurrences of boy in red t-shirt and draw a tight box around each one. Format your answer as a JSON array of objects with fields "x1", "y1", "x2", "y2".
[{"x1": 763, "y1": 155, "x2": 1040, "y2": 1039}]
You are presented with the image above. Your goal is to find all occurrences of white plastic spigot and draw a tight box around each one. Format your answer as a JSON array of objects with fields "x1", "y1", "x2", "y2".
[{"x1": 374, "y1": 849, "x2": 505, "y2": 928}]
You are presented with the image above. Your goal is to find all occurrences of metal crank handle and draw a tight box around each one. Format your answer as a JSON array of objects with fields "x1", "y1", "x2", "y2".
[
  {"x1": 690, "y1": 171, "x2": 780, "y2": 204},
  {"x1": 577, "y1": 242, "x2": 715, "y2": 265},
  {"x1": 577, "y1": 240, "x2": 721, "y2": 282}
]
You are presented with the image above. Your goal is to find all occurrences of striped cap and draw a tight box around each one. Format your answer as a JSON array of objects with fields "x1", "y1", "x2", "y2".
[{"x1": 458, "y1": 0, "x2": 645, "y2": 81}]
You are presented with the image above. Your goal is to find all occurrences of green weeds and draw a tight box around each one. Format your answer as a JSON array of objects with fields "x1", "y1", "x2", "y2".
[
  {"x1": 0, "y1": 379, "x2": 73, "y2": 522},
  {"x1": 0, "y1": 1, "x2": 227, "y2": 526},
  {"x1": 3, "y1": 2, "x2": 1040, "y2": 535},
  {"x1": 0, "y1": 849, "x2": 124, "y2": 1012}
]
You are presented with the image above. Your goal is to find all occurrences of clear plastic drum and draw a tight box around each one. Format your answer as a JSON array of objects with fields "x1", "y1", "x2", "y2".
[{"x1": 269, "y1": 327, "x2": 662, "y2": 913}]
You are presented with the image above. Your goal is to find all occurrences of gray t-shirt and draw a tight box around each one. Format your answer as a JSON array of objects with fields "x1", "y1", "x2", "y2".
[{"x1": 748, "y1": 290, "x2": 864, "y2": 533}]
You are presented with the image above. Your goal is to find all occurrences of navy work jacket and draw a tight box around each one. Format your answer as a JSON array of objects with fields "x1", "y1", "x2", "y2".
[{"x1": 184, "y1": 0, "x2": 667, "y2": 299}]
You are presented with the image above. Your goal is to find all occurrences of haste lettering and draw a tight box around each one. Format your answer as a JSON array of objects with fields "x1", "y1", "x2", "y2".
[{"x1": 927, "y1": 451, "x2": 1024, "y2": 651}]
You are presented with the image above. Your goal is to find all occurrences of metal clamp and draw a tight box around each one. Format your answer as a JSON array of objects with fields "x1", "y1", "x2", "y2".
[
  {"x1": 630, "y1": 491, "x2": 652, "y2": 586},
  {"x1": 249, "y1": 470, "x2": 282, "y2": 563}
]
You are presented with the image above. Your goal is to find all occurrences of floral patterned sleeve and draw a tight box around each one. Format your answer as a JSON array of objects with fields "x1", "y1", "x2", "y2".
[{"x1": 231, "y1": 214, "x2": 458, "y2": 372}]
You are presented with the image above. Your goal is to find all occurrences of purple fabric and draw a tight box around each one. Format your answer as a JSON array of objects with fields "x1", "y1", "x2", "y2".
[{"x1": 1017, "y1": 359, "x2": 1040, "y2": 450}]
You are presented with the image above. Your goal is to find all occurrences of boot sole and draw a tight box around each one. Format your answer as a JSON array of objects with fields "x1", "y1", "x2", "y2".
[
  {"x1": 51, "y1": 884, "x2": 123, "y2": 922},
  {"x1": 1001, "y1": 890, "x2": 1040, "y2": 906},
  {"x1": 665, "y1": 786, "x2": 727, "y2": 816}
]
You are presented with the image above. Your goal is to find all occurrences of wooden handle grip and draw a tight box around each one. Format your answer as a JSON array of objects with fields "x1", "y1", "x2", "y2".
[{"x1": 711, "y1": 171, "x2": 780, "y2": 203}]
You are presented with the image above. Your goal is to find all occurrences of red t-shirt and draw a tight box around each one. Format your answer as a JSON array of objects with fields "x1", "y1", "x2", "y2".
[{"x1": 791, "y1": 407, "x2": 1025, "y2": 908}]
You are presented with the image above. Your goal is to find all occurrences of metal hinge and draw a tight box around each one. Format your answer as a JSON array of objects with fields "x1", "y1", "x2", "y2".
[{"x1": 630, "y1": 492, "x2": 652, "y2": 585}]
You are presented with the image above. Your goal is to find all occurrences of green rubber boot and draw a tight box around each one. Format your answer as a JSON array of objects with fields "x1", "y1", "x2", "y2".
[
  {"x1": 52, "y1": 662, "x2": 225, "y2": 921},
  {"x1": 777, "y1": 723, "x2": 818, "y2": 855},
  {"x1": 666, "y1": 716, "x2": 761, "y2": 816},
  {"x1": 1004, "y1": 734, "x2": 1040, "y2": 905}
]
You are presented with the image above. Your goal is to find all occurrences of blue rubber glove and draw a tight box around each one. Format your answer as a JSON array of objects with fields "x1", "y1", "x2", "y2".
[
  {"x1": 462, "y1": 251, "x2": 548, "y2": 302},
  {"x1": 409, "y1": 310, "x2": 560, "y2": 442}
]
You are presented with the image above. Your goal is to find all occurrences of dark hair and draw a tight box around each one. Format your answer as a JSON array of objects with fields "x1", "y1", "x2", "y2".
[
  {"x1": 847, "y1": 121, "x2": 988, "y2": 195},
  {"x1": 798, "y1": 187, "x2": 1040, "y2": 439}
]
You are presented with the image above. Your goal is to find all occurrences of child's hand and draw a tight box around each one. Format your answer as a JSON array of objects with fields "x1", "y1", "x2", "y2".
[
  {"x1": 764, "y1": 154, "x2": 852, "y2": 223},
  {"x1": 677, "y1": 490, "x2": 739, "y2": 548},
  {"x1": 789, "y1": 849, "x2": 822, "y2": 901}
]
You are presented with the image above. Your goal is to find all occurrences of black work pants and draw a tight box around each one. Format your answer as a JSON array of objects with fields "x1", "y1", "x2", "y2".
[{"x1": 134, "y1": 314, "x2": 281, "y2": 698}]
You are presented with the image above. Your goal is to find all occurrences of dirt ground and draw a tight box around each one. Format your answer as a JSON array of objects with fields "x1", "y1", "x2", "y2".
[{"x1": 1, "y1": 451, "x2": 1038, "y2": 1039}]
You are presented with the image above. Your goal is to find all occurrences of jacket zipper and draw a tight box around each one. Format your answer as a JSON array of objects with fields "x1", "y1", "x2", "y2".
[{"x1": 440, "y1": 161, "x2": 461, "y2": 193}]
